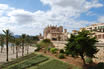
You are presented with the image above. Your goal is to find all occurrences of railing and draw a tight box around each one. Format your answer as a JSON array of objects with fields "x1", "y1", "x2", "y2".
[{"x1": 95, "y1": 43, "x2": 104, "y2": 47}]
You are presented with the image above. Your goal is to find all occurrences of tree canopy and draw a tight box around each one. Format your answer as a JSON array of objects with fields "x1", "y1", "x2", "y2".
[
  {"x1": 65, "y1": 30, "x2": 99, "y2": 64},
  {"x1": 38, "y1": 39, "x2": 53, "y2": 49}
]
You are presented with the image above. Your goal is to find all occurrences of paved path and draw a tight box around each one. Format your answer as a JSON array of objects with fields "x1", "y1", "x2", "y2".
[{"x1": 0, "y1": 46, "x2": 36, "y2": 64}]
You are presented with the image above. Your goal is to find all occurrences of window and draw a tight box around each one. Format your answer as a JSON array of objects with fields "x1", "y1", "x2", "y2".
[
  {"x1": 103, "y1": 34, "x2": 104, "y2": 39},
  {"x1": 98, "y1": 35, "x2": 101, "y2": 39}
]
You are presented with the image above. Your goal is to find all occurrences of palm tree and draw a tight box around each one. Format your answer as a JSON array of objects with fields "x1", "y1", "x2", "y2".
[
  {"x1": 3, "y1": 29, "x2": 13, "y2": 61},
  {"x1": 21, "y1": 34, "x2": 26, "y2": 56},
  {"x1": 25, "y1": 35, "x2": 32, "y2": 54},
  {"x1": 10, "y1": 36, "x2": 15, "y2": 54},
  {"x1": 0, "y1": 34, "x2": 5, "y2": 53},
  {"x1": 15, "y1": 38, "x2": 20, "y2": 58}
]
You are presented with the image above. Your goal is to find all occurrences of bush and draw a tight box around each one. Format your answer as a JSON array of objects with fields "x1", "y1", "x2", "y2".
[
  {"x1": 35, "y1": 44, "x2": 41, "y2": 51},
  {"x1": 87, "y1": 62, "x2": 104, "y2": 69},
  {"x1": 65, "y1": 50, "x2": 72, "y2": 56},
  {"x1": 97, "y1": 62, "x2": 104, "y2": 69},
  {"x1": 85, "y1": 57, "x2": 93, "y2": 64},
  {"x1": 50, "y1": 48, "x2": 57, "y2": 54},
  {"x1": 59, "y1": 49, "x2": 64, "y2": 53},
  {"x1": 45, "y1": 47, "x2": 51, "y2": 52},
  {"x1": 58, "y1": 53, "x2": 65, "y2": 59}
]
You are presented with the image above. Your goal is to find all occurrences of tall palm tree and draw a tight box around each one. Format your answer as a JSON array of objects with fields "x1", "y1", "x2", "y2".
[
  {"x1": 10, "y1": 36, "x2": 15, "y2": 54},
  {"x1": 15, "y1": 38, "x2": 20, "y2": 58},
  {"x1": 0, "y1": 34, "x2": 5, "y2": 53},
  {"x1": 21, "y1": 34, "x2": 26, "y2": 56},
  {"x1": 3, "y1": 29, "x2": 13, "y2": 61},
  {"x1": 25, "y1": 35, "x2": 32, "y2": 54}
]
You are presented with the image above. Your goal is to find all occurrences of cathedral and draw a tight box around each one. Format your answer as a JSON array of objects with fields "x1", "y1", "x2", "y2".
[{"x1": 43, "y1": 26, "x2": 69, "y2": 41}]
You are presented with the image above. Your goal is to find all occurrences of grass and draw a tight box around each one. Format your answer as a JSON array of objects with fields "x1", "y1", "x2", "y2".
[
  {"x1": 0, "y1": 52, "x2": 83, "y2": 69},
  {"x1": 28, "y1": 52, "x2": 82, "y2": 69},
  {"x1": 27, "y1": 59, "x2": 70, "y2": 69},
  {"x1": 38, "y1": 59, "x2": 70, "y2": 69},
  {"x1": 0, "y1": 53, "x2": 36, "y2": 68},
  {"x1": 5, "y1": 55, "x2": 48, "y2": 69}
]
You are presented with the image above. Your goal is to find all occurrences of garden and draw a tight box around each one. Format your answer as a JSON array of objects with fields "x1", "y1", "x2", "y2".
[
  {"x1": 34, "y1": 30, "x2": 104, "y2": 69},
  {"x1": 0, "y1": 53, "x2": 71, "y2": 69}
]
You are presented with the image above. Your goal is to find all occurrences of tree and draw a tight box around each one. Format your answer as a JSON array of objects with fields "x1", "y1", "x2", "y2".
[
  {"x1": 32, "y1": 36, "x2": 39, "y2": 43},
  {"x1": 65, "y1": 30, "x2": 98, "y2": 65},
  {"x1": 3, "y1": 29, "x2": 13, "y2": 61},
  {"x1": 9, "y1": 36, "x2": 15, "y2": 54},
  {"x1": 15, "y1": 38, "x2": 20, "y2": 58},
  {"x1": 0, "y1": 34, "x2": 5, "y2": 53},
  {"x1": 40, "y1": 39, "x2": 53, "y2": 48},
  {"x1": 21, "y1": 34, "x2": 26, "y2": 56},
  {"x1": 38, "y1": 39, "x2": 53, "y2": 52},
  {"x1": 25, "y1": 35, "x2": 32, "y2": 54}
]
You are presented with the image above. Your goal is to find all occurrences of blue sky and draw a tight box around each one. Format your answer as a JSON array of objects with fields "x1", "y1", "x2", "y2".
[
  {"x1": 0, "y1": 0, "x2": 103, "y2": 35},
  {"x1": 0, "y1": 0, "x2": 50, "y2": 12}
]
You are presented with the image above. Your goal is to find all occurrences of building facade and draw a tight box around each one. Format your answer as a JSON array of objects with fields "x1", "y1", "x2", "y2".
[
  {"x1": 84, "y1": 23, "x2": 104, "y2": 43},
  {"x1": 43, "y1": 26, "x2": 69, "y2": 41}
]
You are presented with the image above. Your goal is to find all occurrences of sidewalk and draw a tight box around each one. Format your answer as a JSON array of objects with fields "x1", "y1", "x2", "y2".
[{"x1": 0, "y1": 46, "x2": 36, "y2": 64}]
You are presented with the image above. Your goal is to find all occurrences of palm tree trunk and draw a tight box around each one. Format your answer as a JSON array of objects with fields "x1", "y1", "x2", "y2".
[
  {"x1": 22, "y1": 41, "x2": 24, "y2": 56},
  {"x1": 16, "y1": 46, "x2": 18, "y2": 58},
  {"x1": 13, "y1": 46, "x2": 15, "y2": 54},
  {"x1": 1, "y1": 47, "x2": 3, "y2": 53},
  {"x1": 27, "y1": 45, "x2": 29, "y2": 54},
  {"x1": 6, "y1": 32, "x2": 9, "y2": 61}
]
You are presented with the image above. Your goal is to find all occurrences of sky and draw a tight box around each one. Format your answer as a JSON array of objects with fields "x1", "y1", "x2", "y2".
[{"x1": 0, "y1": 0, "x2": 103, "y2": 35}]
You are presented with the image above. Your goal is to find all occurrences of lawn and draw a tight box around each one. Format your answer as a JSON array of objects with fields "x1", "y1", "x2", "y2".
[
  {"x1": 27, "y1": 59, "x2": 70, "y2": 69},
  {"x1": 4, "y1": 55, "x2": 48, "y2": 69},
  {"x1": 38, "y1": 59, "x2": 70, "y2": 69},
  {"x1": 0, "y1": 53, "x2": 36, "y2": 69},
  {"x1": 0, "y1": 53, "x2": 81, "y2": 69}
]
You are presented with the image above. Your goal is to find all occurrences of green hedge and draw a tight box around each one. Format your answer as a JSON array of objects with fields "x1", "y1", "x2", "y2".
[
  {"x1": 7, "y1": 55, "x2": 48, "y2": 69},
  {"x1": 85, "y1": 57, "x2": 93, "y2": 64},
  {"x1": 87, "y1": 62, "x2": 104, "y2": 69},
  {"x1": 38, "y1": 59, "x2": 69, "y2": 69},
  {"x1": 58, "y1": 53, "x2": 65, "y2": 59},
  {"x1": 50, "y1": 48, "x2": 57, "y2": 54},
  {"x1": 0, "y1": 53, "x2": 36, "y2": 68}
]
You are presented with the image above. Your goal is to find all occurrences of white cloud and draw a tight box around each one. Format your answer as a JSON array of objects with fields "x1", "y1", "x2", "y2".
[
  {"x1": 86, "y1": 11, "x2": 96, "y2": 16},
  {"x1": 98, "y1": 16, "x2": 104, "y2": 23},
  {"x1": 8, "y1": 9, "x2": 35, "y2": 24},
  {"x1": 0, "y1": 0, "x2": 103, "y2": 35},
  {"x1": 0, "y1": 4, "x2": 8, "y2": 10},
  {"x1": 41, "y1": 0, "x2": 103, "y2": 14}
]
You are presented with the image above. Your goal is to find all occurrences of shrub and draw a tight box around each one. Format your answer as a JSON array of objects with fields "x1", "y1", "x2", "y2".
[
  {"x1": 65, "y1": 50, "x2": 72, "y2": 56},
  {"x1": 45, "y1": 47, "x2": 51, "y2": 52},
  {"x1": 97, "y1": 62, "x2": 104, "y2": 69},
  {"x1": 85, "y1": 57, "x2": 93, "y2": 64},
  {"x1": 35, "y1": 44, "x2": 41, "y2": 51},
  {"x1": 50, "y1": 48, "x2": 58, "y2": 54},
  {"x1": 58, "y1": 53, "x2": 65, "y2": 59},
  {"x1": 59, "y1": 49, "x2": 64, "y2": 53}
]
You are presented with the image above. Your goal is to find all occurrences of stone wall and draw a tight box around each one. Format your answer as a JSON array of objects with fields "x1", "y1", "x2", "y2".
[
  {"x1": 93, "y1": 43, "x2": 104, "y2": 63},
  {"x1": 93, "y1": 46, "x2": 104, "y2": 63},
  {"x1": 52, "y1": 41, "x2": 104, "y2": 63},
  {"x1": 52, "y1": 41, "x2": 67, "y2": 49}
]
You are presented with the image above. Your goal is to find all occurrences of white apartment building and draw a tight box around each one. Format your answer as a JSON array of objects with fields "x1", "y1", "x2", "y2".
[{"x1": 85, "y1": 23, "x2": 104, "y2": 43}]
